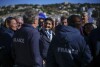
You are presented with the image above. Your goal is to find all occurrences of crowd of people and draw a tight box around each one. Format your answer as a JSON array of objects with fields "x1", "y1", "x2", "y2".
[{"x1": 0, "y1": 9, "x2": 100, "y2": 67}]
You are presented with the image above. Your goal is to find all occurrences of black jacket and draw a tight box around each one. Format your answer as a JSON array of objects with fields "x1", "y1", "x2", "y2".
[
  {"x1": 46, "y1": 26, "x2": 92, "y2": 67},
  {"x1": 12, "y1": 24, "x2": 42, "y2": 67},
  {"x1": 89, "y1": 28, "x2": 100, "y2": 58},
  {"x1": 0, "y1": 26, "x2": 14, "y2": 60},
  {"x1": 40, "y1": 28, "x2": 55, "y2": 59}
]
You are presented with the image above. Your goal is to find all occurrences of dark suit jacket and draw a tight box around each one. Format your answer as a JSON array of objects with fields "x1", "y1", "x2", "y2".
[{"x1": 40, "y1": 28, "x2": 55, "y2": 60}]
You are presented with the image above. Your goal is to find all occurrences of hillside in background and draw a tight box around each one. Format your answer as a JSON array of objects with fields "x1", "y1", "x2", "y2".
[{"x1": 0, "y1": 2, "x2": 100, "y2": 17}]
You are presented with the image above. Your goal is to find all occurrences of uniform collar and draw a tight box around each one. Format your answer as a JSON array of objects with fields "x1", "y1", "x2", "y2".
[{"x1": 22, "y1": 23, "x2": 34, "y2": 29}]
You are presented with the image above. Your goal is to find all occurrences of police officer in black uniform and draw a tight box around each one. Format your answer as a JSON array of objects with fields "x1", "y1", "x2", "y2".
[{"x1": 12, "y1": 9, "x2": 42, "y2": 67}]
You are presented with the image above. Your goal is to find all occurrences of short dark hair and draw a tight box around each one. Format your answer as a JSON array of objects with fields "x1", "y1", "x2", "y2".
[
  {"x1": 61, "y1": 16, "x2": 67, "y2": 22},
  {"x1": 23, "y1": 9, "x2": 38, "y2": 24},
  {"x1": 67, "y1": 15, "x2": 81, "y2": 27},
  {"x1": 84, "y1": 23, "x2": 94, "y2": 29},
  {"x1": 45, "y1": 18, "x2": 54, "y2": 25}
]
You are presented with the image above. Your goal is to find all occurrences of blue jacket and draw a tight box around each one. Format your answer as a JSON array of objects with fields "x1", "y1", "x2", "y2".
[
  {"x1": 40, "y1": 28, "x2": 55, "y2": 60},
  {"x1": 0, "y1": 26, "x2": 14, "y2": 60},
  {"x1": 89, "y1": 28, "x2": 100, "y2": 58},
  {"x1": 46, "y1": 25, "x2": 92, "y2": 67},
  {"x1": 12, "y1": 24, "x2": 42, "y2": 67}
]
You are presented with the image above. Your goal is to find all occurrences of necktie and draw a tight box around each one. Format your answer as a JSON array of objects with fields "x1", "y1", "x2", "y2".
[{"x1": 46, "y1": 30, "x2": 52, "y2": 41}]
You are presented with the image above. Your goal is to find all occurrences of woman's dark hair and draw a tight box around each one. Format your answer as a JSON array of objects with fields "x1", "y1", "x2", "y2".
[
  {"x1": 83, "y1": 23, "x2": 94, "y2": 30},
  {"x1": 4, "y1": 17, "x2": 16, "y2": 28},
  {"x1": 83, "y1": 23, "x2": 94, "y2": 35}
]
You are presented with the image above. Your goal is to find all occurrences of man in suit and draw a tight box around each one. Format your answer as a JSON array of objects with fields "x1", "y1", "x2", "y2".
[{"x1": 40, "y1": 18, "x2": 55, "y2": 60}]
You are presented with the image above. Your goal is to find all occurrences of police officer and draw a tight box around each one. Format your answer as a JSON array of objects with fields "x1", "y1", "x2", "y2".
[
  {"x1": 12, "y1": 9, "x2": 42, "y2": 67},
  {"x1": 46, "y1": 15, "x2": 92, "y2": 67}
]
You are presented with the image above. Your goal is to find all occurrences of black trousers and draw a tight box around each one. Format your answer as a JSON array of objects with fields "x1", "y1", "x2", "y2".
[{"x1": 0, "y1": 56, "x2": 13, "y2": 67}]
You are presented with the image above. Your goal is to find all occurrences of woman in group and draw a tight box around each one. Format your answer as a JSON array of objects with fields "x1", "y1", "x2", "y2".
[{"x1": 0, "y1": 17, "x2": 17, "y2": 67}]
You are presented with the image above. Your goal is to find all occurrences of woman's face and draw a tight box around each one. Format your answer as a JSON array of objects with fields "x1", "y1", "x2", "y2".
[{"x1": 9, "y1": 19, "x2": 17, "y2": 31}]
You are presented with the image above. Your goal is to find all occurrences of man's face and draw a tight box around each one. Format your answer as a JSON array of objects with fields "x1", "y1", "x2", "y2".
[
  {"x1": 16, "y1": 18, "x2": 24, "y2": 29},
  {"x1": 82, "y1": 14, "x2": 88, "y2": 23},
  {"x1": 45, "y1": 20, "x2": 53, "y2": 30},
  {"x1": 62, "y1": 19, "x2": 68, "y2": 26},
  {"x1": 34, "y1": 17, "x2": 39, "y2": 27},
  {"x1": 40, "y1": 19, "x2": 44, "y2": 22},
  {"x1": 39, "y1": 19, "x2": 44, "y2": 27},
  {"x1": 74, "y1": 17, "x2": 81, "y2": 25},
  {"x1": 73, "y1": 17, "x2": 82, "y2": 29}
]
